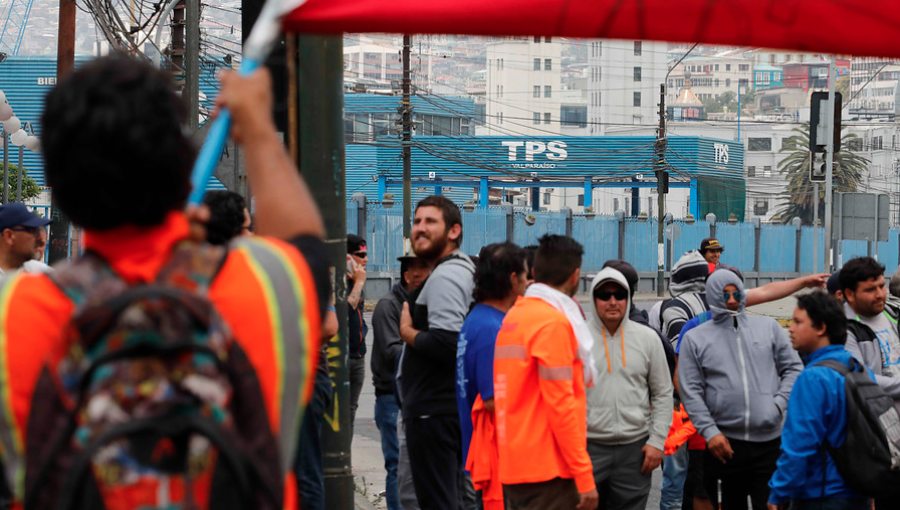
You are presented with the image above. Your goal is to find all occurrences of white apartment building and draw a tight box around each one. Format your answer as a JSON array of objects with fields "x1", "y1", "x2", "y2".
[
  {"x1": 483, "y1": 36, "x2": 562, "y2": 136},
  {"x1": 343, "y1": 40, "x2": 432, "y2": 91},
  {"x1": 587, "y1": 39, "x2": 667, "y2": 134},
  {"x1": 603, "y1": 120, "x2": 900, "y2": 224},
  {"x1": 666, "y1": 52, "x2": 753, "y2": 102},
  {"x1": 849, "y1": 57, "x2": 900, "y2": 115}
]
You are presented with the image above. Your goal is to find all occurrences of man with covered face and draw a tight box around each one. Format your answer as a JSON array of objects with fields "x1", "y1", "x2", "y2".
[{"x1": 677, "y1": 270, "x2": 803, "y2": 510}]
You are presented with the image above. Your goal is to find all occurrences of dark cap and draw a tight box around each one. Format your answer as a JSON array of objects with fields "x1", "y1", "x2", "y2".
[
  {"x1": 347, "y1": 234, "x2": 366, "y2": 254},
  {"x1": 602, "y1": 259, "x2": 638, "y2": 296},
  {"x1": 0, "y1": 203, "x2": 52, "y2": 231},
  {"x1": 827, "y1": 270, "x2": 841, "y2": 296},
  {"x1": 700, "y1": 238, "x2": 724, "y2": 253}
]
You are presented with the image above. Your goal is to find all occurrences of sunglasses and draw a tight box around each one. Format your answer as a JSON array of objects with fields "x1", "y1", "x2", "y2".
[
  {"x1": 594, "y1": 289, "x2": 628, "y2": 301},
  {"x1": 723, "y1": 291, "x2": 742, "y2": 302},
  {"x1": 8, "y1": 226, "x2": 38, "y2": 236},
  {"x1": 352, "y1": 251, "x2": 368, "y2": 258}
]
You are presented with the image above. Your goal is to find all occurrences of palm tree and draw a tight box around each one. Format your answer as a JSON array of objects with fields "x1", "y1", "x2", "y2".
[{"x1": 774, "y1": 124, "x2": 868, "y2": 225}]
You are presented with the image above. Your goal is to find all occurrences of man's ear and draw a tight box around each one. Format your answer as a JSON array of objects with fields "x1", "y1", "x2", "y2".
[{"x1": 448, "y1": 223, "x2": 462, "y2": 245}]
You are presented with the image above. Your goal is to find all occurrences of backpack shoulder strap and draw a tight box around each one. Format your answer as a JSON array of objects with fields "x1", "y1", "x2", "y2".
[
  {"x1": 847, "y1": 320, "x2": 877, "y2": 344},
  {"x1": 48, "y1": 251, "x2": 128, "y2": 311},
  {"x1": 813, "y1": 358, "x2": 854, "y2": 375}
]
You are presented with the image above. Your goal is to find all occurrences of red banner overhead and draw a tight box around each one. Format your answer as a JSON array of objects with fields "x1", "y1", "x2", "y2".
[{"x1": 284, "y1": 0, "x2": 900, "y2": 58}]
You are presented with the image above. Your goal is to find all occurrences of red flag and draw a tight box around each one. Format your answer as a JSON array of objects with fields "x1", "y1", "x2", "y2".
[{"x1": 284, "y1": 0, "x2": 900, "y2": 58}]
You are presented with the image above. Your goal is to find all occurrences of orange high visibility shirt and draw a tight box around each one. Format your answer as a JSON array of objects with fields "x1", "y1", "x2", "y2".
[
  {"x1": 0, "y1": 212, "x2": 321, "y2": 507},
  {"x1": 493, "y1": 297, "x2": 595, "y2": 493}
]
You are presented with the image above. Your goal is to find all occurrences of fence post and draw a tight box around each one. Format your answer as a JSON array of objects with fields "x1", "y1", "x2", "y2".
[
  {"x1": 351, "y1": 192, "x2": 367, "y2": 238},
  {"x1": 706, "y1": 213, "x2": 717, "y2": 239},
  {"x1": 615, "y1": 209, "x2": 625, "y2": 260},
  {"x1": 792, "y1": 217, "x2": 802, "y2": 274},
  {"x1": 561, "y1": 207, "x2": 573, "y2": 237},
  {"x1": 502, "y1": 203, "x2": 514, "y2": 243},
  {"x1": 751, "y1": 217, "x2": 761, "y2": 273}
]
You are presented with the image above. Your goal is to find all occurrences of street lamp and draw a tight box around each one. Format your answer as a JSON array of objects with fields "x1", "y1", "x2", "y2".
[{"x1": 0, "y1": 90, "x2": 41, "y2": 203}]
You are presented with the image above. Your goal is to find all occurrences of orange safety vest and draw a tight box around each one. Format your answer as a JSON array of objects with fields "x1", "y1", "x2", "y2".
[
  {"x1": 493, "y1": 297, "x2": 595, "y2": 494},
  {"x1": 0, "y1": 212, "x2": 320, "y2": 509}
]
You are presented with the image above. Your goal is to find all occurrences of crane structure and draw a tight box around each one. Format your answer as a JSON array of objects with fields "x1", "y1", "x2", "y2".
[{"x1": 0, "y1": 0, "x2": 35, "y2": 56}]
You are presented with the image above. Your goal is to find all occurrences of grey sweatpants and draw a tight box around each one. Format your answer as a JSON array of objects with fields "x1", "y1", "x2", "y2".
[{"x1": 588, "y1": 437, "x2": 653, "y2": 510}]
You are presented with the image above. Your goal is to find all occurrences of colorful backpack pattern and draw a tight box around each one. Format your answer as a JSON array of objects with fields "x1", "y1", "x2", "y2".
[{"x1": 24, "y1": 241, "x2": 283, "y2": 510}]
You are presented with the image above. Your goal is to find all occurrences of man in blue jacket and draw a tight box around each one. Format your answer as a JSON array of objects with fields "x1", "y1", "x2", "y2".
[{"x1": 768, "y1": 291, "x2": 872, "y2": 510}]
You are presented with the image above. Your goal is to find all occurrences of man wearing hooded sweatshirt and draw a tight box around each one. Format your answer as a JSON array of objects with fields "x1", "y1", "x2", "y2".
[
  {"x1": 586, "y1": 268, "x2": 673, "y2": 510},
  {"x1": 678, "y1": 270, "x2": 803, "y2": 510}
]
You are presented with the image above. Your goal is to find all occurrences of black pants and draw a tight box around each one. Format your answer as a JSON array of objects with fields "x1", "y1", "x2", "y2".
[
  {"x1": 405, "y1": 414, "x2": 464, "y2": 510},
  {"x1": 504, "y1": 477, "x2": 580, "y2": 510},
  {"x1": 703, "y1": 437, "x2": 781, "y2": 510}
]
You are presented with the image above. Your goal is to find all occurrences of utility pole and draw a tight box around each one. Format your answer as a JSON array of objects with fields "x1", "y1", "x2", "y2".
[
  {"x1": 184, "y1": 0, "x2": 199, "y2": 133},
  {"x1": 296, "y1": 34, "x2": 353, "y2": 510},
  {"x1": 824, "y1": 60, "x2": 836, "y2": 273},
  {"x1": 171, "y1": 0, "x2": 185, "y2": 83},
  {"x1": 813, "y1": 182, "x2": 819, "y2": 273},
  {"x1": 50, "y1": 0, "x2": 76, "y2": 263},
  {"x1": 656, "y1": 83, "x2": 667, "y2": 297},
  {"x1": 16, "y1": 144, "x2": 22, "y2": 201},
  {"x1": 401, "y1": 34, "x2": 412, "y2": 247}
]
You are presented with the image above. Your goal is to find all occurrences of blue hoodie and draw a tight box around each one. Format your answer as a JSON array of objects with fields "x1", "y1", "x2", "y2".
[
  {"x1": 768, "y1": 345, "x2": 872, "y2": 504},
  {"x1": 678, "y1": 270, "x2": 803, "y2": 442}
]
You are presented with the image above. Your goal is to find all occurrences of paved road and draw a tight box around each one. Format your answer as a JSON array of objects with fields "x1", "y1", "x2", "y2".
[{"x1": 350, "y1": 312, "x2": 664, "y2": 510}]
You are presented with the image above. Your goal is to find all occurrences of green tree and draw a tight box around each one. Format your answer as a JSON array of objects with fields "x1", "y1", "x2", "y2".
[
  {"x1": 0, "y1": 164, "x2": 42, "y2": 202},
  {"x1": 774, "y1": 124, "x2": 867, "y2": 224},
  {"x1": 836, "y1": 75, "x2": 851, "y2": 100}
]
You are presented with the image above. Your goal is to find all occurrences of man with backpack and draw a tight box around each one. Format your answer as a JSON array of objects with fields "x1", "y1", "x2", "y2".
[
  {"x1": 0, "y1": 57, "x2": 328, "y2": 509},
  {"x1": 768, "y1": 291, "x2": 873, "y2": 510}
]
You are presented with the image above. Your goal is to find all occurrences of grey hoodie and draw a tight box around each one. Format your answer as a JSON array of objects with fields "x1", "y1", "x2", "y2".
[
  {"x1": 677, "y1": 270, "x2": 803, "y2": 442},
  {"x1": 586, "y1": 268, "x2": 673, "y2": 450}
]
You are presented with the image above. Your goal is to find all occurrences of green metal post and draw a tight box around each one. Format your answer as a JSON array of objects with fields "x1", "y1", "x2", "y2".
[{"x1": 296, "y1": 34, "x2": 353, "y2": 510}]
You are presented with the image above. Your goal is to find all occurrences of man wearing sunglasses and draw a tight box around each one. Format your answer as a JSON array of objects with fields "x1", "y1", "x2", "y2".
[
  {"x1": 585, "y1": 267, "x2": 673, "y2": 510},
  {"x1": 347, "y1": 233, "x2": 369, "y2": 436},
  {"x1": 678, "y1": 270, "x2": 802, "y2": 510},
  {"x1": 0, "y1": 203, "x2": 52, "y2": 279}
]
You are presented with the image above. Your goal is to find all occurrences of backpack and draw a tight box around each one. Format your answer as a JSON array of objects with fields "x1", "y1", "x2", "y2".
[
  {"x1": 24, "y1": 242, "x2": 283, "y2": 510},
  {"x1": 815, "y1": 357, "x2": 900, "y2": 499}
]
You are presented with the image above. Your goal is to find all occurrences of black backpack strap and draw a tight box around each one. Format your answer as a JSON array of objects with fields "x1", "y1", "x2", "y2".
[
  {"x1": 813, "y1": 357, "x2": 862, "y2": 374},
  {"x1": 847, "y1": 320, "x2": 877, "y2": 344}
]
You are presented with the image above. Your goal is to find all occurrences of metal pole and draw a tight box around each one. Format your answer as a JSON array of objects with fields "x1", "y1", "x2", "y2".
[
  {"x1": 824, "y1": 60, "x2": 836, "y2": 273},
  {"x1": 401, "y1": 35, "x2": 412, "y2": 245},
  {"x1": 184, "y1": 0, "x2": 200, "y2": 133},
  {"x1": 50, "y1": 0, "x2": 76, "y2": 264},
  {"x1": 656, "y1": 83, "x2": 666, "y2": 297},
  {"x1": 2, "y1": 129, "x2": 7, "y2": 205},
  {"x1": 297, "y1": 34, "x2": 353, "y2": 510},
  {"x1": 813, "y1": 182, "x2": 819, "y2": 273},
  {"x1": 16, "y1": 144, "x2": 23, "y2": 202}
]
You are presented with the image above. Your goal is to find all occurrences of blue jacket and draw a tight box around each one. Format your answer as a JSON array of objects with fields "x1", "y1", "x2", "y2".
[{"x1": 768, "y1": 345, "x2": 873, "y2": 504}]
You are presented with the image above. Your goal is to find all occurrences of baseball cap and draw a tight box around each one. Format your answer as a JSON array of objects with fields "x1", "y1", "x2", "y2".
[
  {"x1": 700, "y1": 238, "x2": 724, "y2": 253},
  {"x1": 347, "y1": 234, "x2": 366, "y2": 254},
  {"x1": 602, "y1": 259, "x2": 638, "y2": 296},
  {"x1": 827, "y1": 270, "x2": 841, "y2": 296},
  {"x1": 0, "y1": 203, "x2": 52, "y2": 231}
]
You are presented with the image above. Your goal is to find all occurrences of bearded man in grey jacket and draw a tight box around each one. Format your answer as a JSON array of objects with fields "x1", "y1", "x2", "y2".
[
  {"x1": 678, "y1": 269, "x2": 802, "y2": 510},
  {"x1": 586, "y1": 267, "x2": 673, "y2": 510}
]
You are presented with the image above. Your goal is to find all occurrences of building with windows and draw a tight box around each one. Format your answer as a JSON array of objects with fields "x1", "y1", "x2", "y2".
[
  {"x1": 666, "y1": 51, "x2": 753, "y2": 102},
  {"x1": 482, "y1": 36, "x2": 563, "y2": 136},
  {"x1": 753, "y1": 65, "x2": 783, "y2": 91},
  {"x1": 343, "y1": 39, "x2": 432, "y2": 91},
  {"x1": 850, "y1": 57, "x2": 900, "y2": 117},
  {"x1": 587, "y1": 40, "x2": 667, "y2": 133}
]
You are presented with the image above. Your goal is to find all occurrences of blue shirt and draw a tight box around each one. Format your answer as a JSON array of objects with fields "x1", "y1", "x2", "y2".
[
  {"x1": 768, "y1": 345, "x2": 873, "y2": 504},
  {"x1": 675, "y1": 311, "x2": 711, "y2": 354},
  {"x1": 456, "y1": 303, "x2": 505, "y2": 466}
]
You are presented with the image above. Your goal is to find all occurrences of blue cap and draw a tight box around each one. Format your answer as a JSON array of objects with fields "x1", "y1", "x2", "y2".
[
  {"x1": 827, "y1": 271, "x2": 841, "y2": 296},
  {"x1": 0, "y1": 203, "x2": 52, "y2": 231}
]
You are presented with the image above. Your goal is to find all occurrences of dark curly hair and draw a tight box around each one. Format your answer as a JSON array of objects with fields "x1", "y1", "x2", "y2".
[
  {"x1": 796, "y1": 291, "x2": 847, "y2": 345},
  {"x1": 473, "y1": 242, "x2": 526, "y2": 303},
  {"x1": 203, "y1": 190, "x2": 246, "y2": 245},
  {"x1": 41, "y1": 55, "x2": 195, "y2": 230}
]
